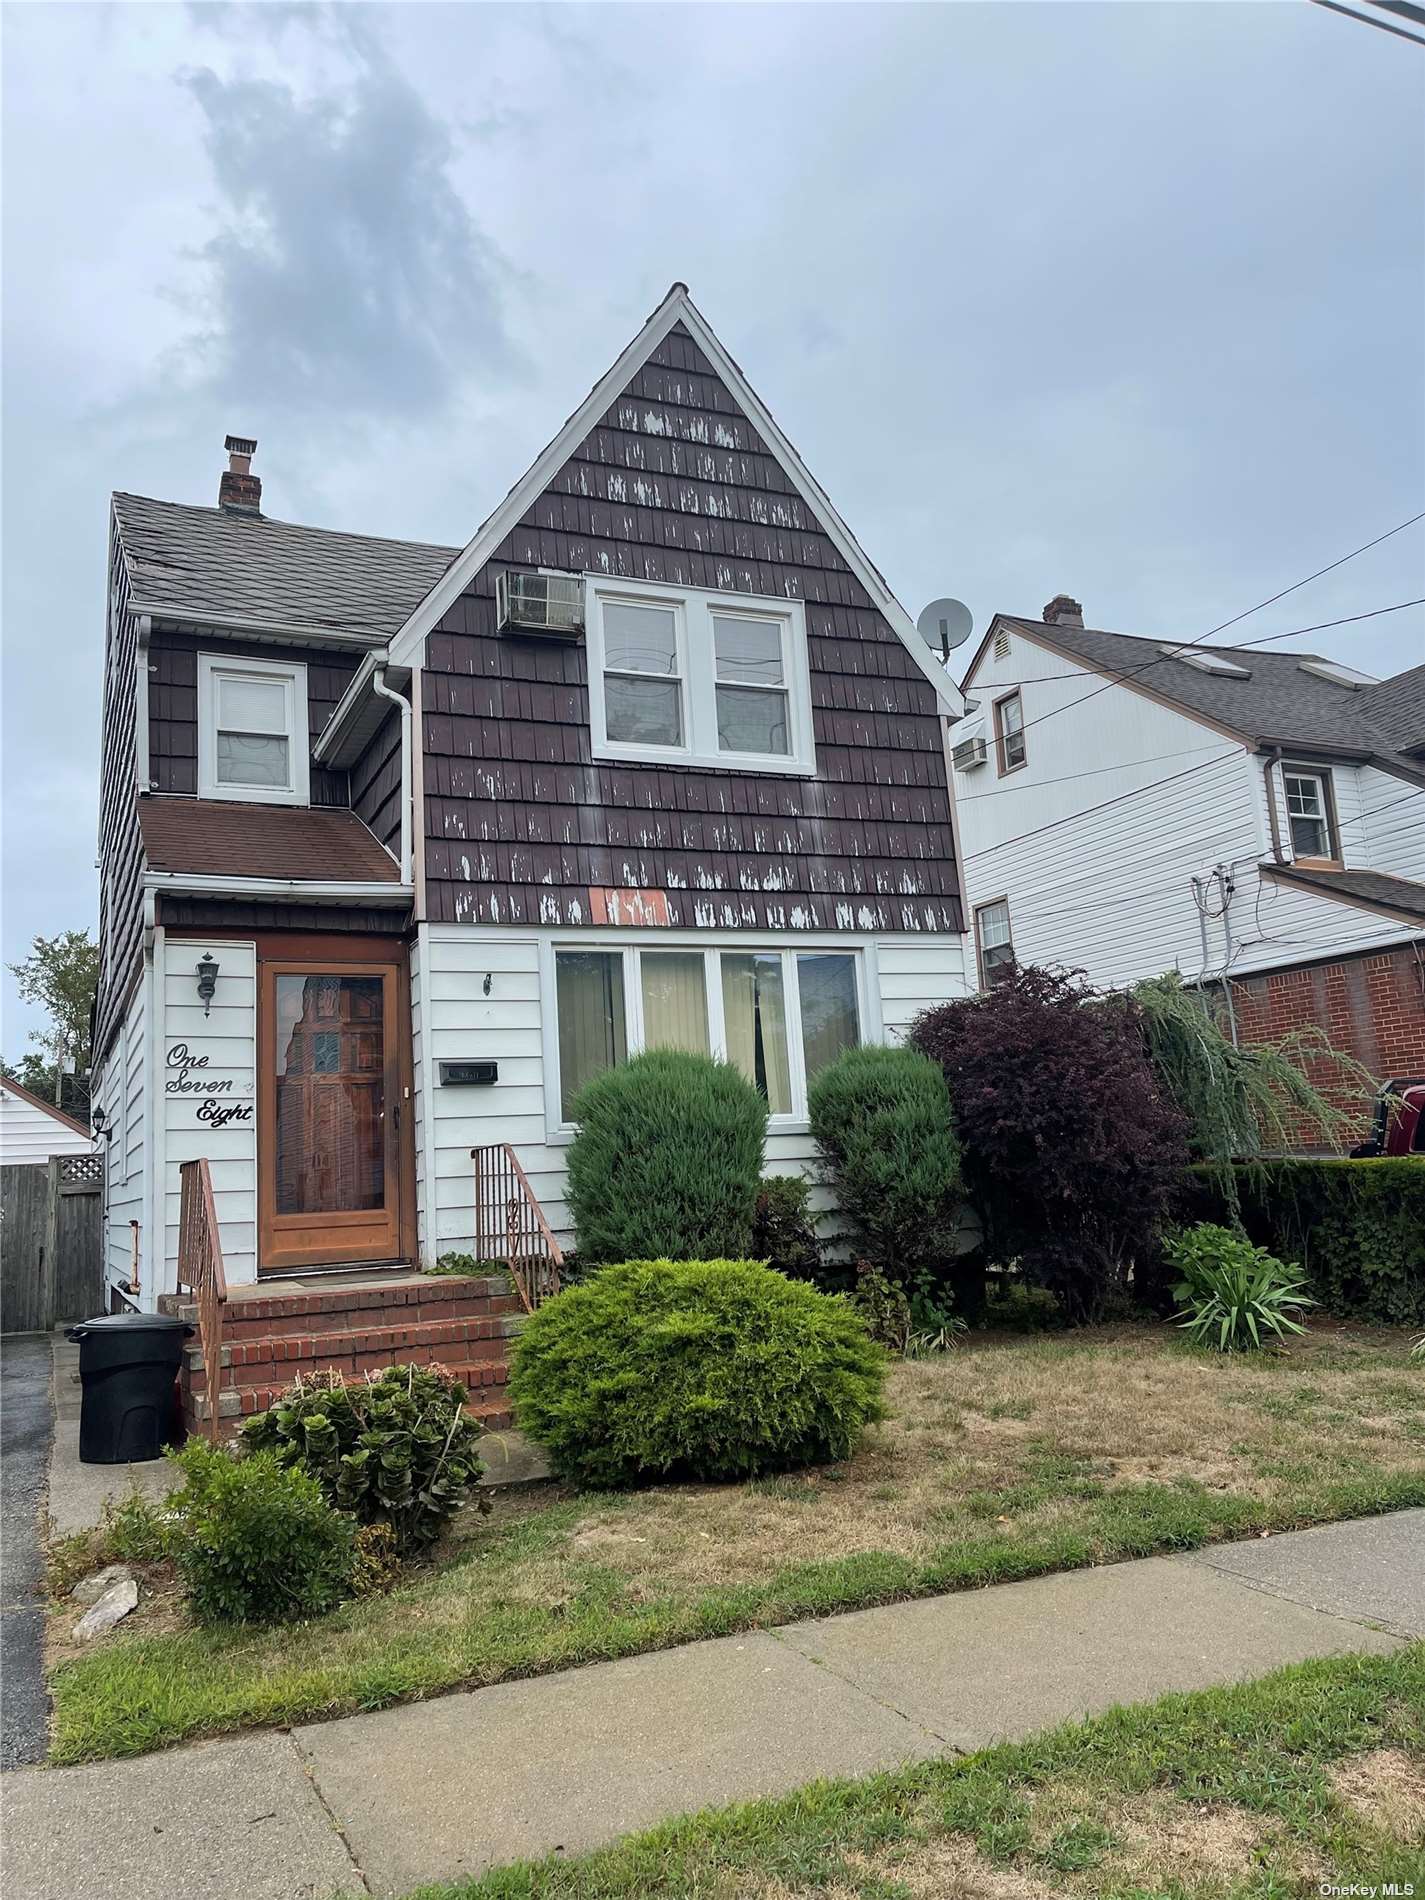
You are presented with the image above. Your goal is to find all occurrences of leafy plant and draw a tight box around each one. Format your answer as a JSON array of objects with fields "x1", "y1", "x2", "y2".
[
  {"x1": 103, "y1": 1488, "x2": 177, "y2": 1563},
  {"x1": 1133, "y1": 973, "x2": 1374, "y2": 1206},
  {"x1": 240, "y1": 1364, "x2": 486, "y2": 1557},
  {"x1": 808, "y1": 1043, "x2": 961, "y2": 1278},
  {"x1": 906, "y1": 1273, "x2": 968, "y2": 1356},
  {"x1": 912, "y1": 966, "x2": 1188, "y2": 1321},
  {"x1": 1166, "y1": 1223, "x2": 1314, "y2": 1352},
  {"x1": 427, "y1": 1252, "x2": 505, "y2": 1277},
  {"x1": 1187, "y1": 1158, "x2": 1425, "y2": 1326},
  {"x1": 510, "y1": 1258, "x2": 887, "y2": 1487},
  {"x1": 350, "y1": 1522, "x2": 401, "y2": 1597},
  {"x1": 165, "y1": 1439, "x2": 355, "y2": 1625},
  {"x1": 750, "y1": 1173, "x2": 824, "y2": 1283},
  {"x1": 566, "y1": 1050, "x2": 768, "y2": 1266},
  {"x1": 848, "y1": 1261, "x2": 912, "y2": 1353}
]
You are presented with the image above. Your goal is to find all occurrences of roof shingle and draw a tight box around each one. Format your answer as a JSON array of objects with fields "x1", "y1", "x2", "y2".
[
  {"x1": 112, "y1": 493, "x2": 457, "y2": 643},
  {"x1": 1263, "y1": 863, "x2": 1425, "y2": 923},
  {"x1": 139, "y1": 799, "x2": 404, "y2": 884}
]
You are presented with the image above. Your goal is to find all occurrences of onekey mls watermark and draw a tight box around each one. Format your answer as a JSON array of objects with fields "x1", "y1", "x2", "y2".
[{"x1": 1320, "y1": 1883, "x2": 1416, "y2": 1897}]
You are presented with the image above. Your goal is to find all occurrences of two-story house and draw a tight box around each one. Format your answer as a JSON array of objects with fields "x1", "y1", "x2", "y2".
[
  {"x1": 953, "y1": 595, "x2": 1424, "y2": 1105},
  {"x1": 92, "y1": 284, "x2": 969, "y2": 1354}
]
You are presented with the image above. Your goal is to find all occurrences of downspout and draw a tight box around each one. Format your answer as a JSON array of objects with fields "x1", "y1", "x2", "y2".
[
  {"x1": 371, "y1": 666, "x2": 413, "y2": 885},
  {"x1": 135, "y1": 618, "x2": 152, "y2": 793}
]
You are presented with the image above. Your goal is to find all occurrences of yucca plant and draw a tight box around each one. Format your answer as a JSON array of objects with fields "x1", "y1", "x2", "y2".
[{"x1": 1166, "y1": 1222, "x2": 1314, "y2": 1352}]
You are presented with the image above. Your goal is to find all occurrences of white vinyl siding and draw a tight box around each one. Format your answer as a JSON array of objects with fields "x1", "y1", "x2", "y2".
[
  {"x1": 419, "y1": 925, "x2": 969, "y2": 1258},
  {"x1": 0, "y1": 1089, "x2": 94, "y2": 1166}
]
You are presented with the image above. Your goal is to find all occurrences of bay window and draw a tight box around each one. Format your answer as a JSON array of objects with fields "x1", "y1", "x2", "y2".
[
  {"x1": 547, "y1": 942, "x2": 863, "y2": 1129},
  {"x1": 586, "y1": 577, "x2": 814, "y2": 774}
]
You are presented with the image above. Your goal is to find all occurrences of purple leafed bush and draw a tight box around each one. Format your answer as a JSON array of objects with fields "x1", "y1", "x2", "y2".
[{"x1": 910, "y1": 966, "x2": 1188, "y2": 1320}]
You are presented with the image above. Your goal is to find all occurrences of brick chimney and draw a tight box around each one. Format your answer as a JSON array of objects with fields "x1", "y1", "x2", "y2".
[
  {"x1": 1042, "y1": 594, "x2": 1083, "y2": 627},
  {"x1": 219, "y1": 434, "x2": 261, "y2": 514}
]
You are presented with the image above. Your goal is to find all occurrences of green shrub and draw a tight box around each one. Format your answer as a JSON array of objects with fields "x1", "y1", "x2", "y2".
[
  {"x1": 751, "y1": 1174, "x2": 824, "y2": 1283},
  {"x1": 849, "y1": 1262, "x2": 912, "y2": 1353},
  {"x1": 103, "y1": 1488, "x2": 177, "y2": 1563},
  {"x1": 510, "y1": 1258, "x2": 887, "y2": 1487},
  {"x1": 1186, "y1": 1159, "x2": 1425, "y2": 1325},
  {"x1": 566, "y1": 1050, "x2": 768, "y2": 1265},
  {"x1": 240, "y1": 1364, "x2": 486, "y2": 1557},
  {"x1": 808, "y1": 1044, "x2": 961, "y2": 1278},
  {"x1": 1167, "y1": 1222, "x2": 1313, "y2": 1352},
  {"x1": 166, "y1": 1439, "x2": 355, "y2": 1625}
]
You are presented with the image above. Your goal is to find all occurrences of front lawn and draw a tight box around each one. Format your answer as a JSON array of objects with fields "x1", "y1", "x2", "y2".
[
  {"x1": 48, "y1": 1322, "x2": 1425, "y2": 1765},
  {"x1": 405, "y1": 1646, "x2": 1425, "y2": 1899}
]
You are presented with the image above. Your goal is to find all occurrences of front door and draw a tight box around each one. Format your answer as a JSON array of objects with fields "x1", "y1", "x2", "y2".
[{"x1": 257, "y1": 951, "x2": 407, "y2": 1271}]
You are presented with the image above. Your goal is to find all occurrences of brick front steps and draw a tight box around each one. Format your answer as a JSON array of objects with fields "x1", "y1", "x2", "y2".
[{"x1": 168, "y1": 1274, "x2": 522, "y2": 1439}]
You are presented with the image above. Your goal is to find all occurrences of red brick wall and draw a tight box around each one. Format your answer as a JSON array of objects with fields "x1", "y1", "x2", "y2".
[{"x1": 1228, "y1": 942, "x2": 1425, "y2": 1148}]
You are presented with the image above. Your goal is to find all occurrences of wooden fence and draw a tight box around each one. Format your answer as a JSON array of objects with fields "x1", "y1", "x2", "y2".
[{"x1": 1, "y1": 1155, "x2": 104, "y2": 1333}]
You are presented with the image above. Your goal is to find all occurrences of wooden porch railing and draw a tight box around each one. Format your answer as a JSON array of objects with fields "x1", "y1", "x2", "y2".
[
  {"x1": 177, "y1": 1157, "x2": 228, "y2": 1441},
  {"x1": 471, "y1": 1143, "x2": 563, "y2": 1313}
]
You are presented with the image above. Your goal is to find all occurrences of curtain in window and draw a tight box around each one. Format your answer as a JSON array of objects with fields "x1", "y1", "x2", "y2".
[
  {"x1": 720, "y1": 953, "x2": 792, "y2": 1113},
  {"x1": 797, "y1": 953, "x2": 859, "y2": 1079},
  {"x1": 556, "y1": 952, "x2": 628, "y2": 1119},
  {"x1": 640, "y1": 952, "x2": 709, "y2": 1055}
]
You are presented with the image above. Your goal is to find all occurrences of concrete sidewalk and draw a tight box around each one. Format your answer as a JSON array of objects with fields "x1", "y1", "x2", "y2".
[{"x1": 4, "y1": 1509, "x2": 1421, "y2": 1900}]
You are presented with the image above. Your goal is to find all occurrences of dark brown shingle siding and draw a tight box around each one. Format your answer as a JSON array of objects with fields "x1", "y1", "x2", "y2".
[{"x1": 421, "y1": 322, "x2": 960, "y2": 934}]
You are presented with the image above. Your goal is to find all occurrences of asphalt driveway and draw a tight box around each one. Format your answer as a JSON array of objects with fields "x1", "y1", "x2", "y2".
[{"x1": 1, "y1": 1334, "x2": 53, "y2": 1769}]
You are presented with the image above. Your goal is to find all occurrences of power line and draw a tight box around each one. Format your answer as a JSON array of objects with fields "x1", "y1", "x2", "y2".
[
  {"x1": 954, "y1": 741, "x2": 1229, "y2": 801},
  {"x1": 1306, "y1": 0, "x2": 1425, "y2": 45},
  {"x1": 961, "y1": 510, "x2": 1425, "y2": 747},
  {"x1": 961, "y1": 752, "x2": 1239, "y2": 861}
]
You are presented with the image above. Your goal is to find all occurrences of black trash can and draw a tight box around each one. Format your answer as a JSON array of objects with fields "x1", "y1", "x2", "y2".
[{"x1": 65, "y1": 1313, "x2": 194, "y2": 1464}]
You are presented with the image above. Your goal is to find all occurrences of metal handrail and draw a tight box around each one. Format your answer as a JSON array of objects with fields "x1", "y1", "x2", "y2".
[
  {"x1": 177, "y1": 1157, "x2": 228, "y2": 1440},
  {"x1": 471, "y1": 1142, "x2": 563, "y2": 1312}
]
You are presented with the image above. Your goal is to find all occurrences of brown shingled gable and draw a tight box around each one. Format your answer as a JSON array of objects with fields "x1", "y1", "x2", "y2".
[{"x1": 139, "y1": 799, "x2": 402, "y2": 884}]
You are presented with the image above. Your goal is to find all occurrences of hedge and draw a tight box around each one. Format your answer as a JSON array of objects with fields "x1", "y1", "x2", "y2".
[{"x1": 1186, "y1": 1158, "x2": 1424, "y2": 1326}]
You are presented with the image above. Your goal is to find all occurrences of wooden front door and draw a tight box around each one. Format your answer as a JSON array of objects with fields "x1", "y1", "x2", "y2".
[{"x1": 257, "y1": 949, "x2": 409, "y2": 1271}]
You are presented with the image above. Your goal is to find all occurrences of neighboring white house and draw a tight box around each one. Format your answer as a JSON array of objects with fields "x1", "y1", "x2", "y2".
[
  {"x1": 952, "y1": 596, "x2": 1425, "y2": 1086},
  {"x1": 0, "y1": 1076, "x2": 96, "y2": 1166}
]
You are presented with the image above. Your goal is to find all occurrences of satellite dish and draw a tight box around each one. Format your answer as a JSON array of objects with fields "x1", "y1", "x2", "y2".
[{"x1": 917, "y1": 597, "x2": 973, "y2": 661}]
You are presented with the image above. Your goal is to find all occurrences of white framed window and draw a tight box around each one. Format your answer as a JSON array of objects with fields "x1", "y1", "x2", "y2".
[
  {"x1": 1282, "y1": 765, "x2": 1339, "y2": 863},
  {"x1": 198, "y1": 653, "x2": 309, "y2": 804},
  {"x1": 585, "y1": 576, "x2": 815, "y2": 775},
  {"x1": 974, "y1": 898, "x2": 1015, "y2": 990},
  {"x1": 993, "y1": 691, "x2": 1026, "y2": 774},
  {"x1": 544, "y1": 939, "x2": 866, "y2": 1132}
]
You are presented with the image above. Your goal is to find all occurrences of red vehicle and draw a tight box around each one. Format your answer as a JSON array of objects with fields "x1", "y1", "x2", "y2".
[{"x1": 1350, "y1": 1079, "x2": 1425, "y2": 1158}]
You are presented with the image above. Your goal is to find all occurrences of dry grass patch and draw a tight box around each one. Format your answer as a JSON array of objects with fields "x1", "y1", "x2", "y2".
[{"x1": 1332, "y1": 1748, "x2": 1425, "y2": 1843}]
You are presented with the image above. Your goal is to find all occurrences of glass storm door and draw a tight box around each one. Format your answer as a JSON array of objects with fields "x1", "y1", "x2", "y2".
[{"x1": 257, "y1": 960, "x2": 404, "y2": 1270}]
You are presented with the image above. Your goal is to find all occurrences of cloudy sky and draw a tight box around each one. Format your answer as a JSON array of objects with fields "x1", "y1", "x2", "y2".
[{"x1": 3, "y1": 0, "x2": 1421, "y2": 1061}]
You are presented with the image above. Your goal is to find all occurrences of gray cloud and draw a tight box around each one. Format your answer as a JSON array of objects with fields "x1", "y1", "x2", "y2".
[{"x1": 175, "y1": 49, "x2": 518, "y2": 417}]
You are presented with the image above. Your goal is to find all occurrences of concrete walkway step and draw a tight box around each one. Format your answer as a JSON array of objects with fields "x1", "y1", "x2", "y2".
[{"x1": 4, "y1": 1508, "x2": 1420, "y2": 1900}]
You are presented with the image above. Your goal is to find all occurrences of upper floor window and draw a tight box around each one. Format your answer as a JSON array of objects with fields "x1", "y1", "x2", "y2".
[
  {"x1": 549, "y1": 942, "x2": 861, "y2": 1126},
  {"x1": 586, "y1": 577, "x2": 814, "y2": 775},
  {"x1": 975, "y1": 898, "x2": 1015, "y2": 989},
  {"x1": 198, "y1": 654, "x2": 309, "y2": 805},
  {"x1": 994, "y1": 691, "x2": 1026, "y2": 774},
  {"x1": 1283, "y1": 766, "x2": 1339, "y2": 863}
]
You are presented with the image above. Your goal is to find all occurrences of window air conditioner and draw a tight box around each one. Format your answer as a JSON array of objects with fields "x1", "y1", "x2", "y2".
[
  {"x1": 952, "y1": 734, "x2": 988, "y2": 772},
  {"x1": 496, "y1": 571, "x2": 584, "y2": 637}
]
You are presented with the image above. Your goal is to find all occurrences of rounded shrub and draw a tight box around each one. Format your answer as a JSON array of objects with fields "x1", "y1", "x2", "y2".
[
  {"x1": 808, "y1": 1043, "x2": 962, "y2": 1277},
  {"x1": 509, "y1": 1258, "x2": 887, "y2": 1487},
  {"x1": 166, "y1": 1439, "x2": 356, "y2": 1625},
  {"x1": 565, "y1": 1050, "x2": 768, "y2": 1265}
]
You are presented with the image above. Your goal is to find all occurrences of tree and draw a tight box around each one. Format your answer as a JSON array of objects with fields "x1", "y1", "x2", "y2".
[
  {"x1": 911, "y1": 965, "x2": 1188, "y2": 1321},
  {"x1": 7, "y1": 929, "x2": 99, "y2": 1106}
]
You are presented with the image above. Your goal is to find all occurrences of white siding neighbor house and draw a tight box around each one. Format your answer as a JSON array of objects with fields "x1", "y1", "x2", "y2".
[
  {"x1": 952, "y1": 596, "x2": 1425, "y2": 1100},
  {"x1": 0, "y1": 1076, "x2": 95, "y2": 1167}
]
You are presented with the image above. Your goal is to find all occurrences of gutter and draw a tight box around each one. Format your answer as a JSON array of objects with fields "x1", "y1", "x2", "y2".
[
  {"x1": 371, "y1": 665, "x2": 414, "y2": 883},
  {"x1": 139, "y1": 606, "x2": 389, "y2": 651},
  {"x1": 142, "y1": 871, "x2": 413, "y2": 905}
]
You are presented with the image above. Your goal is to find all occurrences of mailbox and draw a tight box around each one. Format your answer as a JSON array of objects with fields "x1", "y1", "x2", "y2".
[{"x1": 438, "y1": 1060, "x2": 499, "y2": 1086}]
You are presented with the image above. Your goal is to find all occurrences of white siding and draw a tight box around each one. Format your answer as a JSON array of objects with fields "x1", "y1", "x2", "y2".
[
  {"x1": 160, "y1": 939, "x2": 258, "y2": 1294},
  {"x1": 100, "y1": 984, "x2": 146, "y2": 1295},
  {"x1": 957, "y1": 629, "x2": 1423, "y2": 988},
  {"x1": 422, "y1": 924, "x2": 969, "y2": 1256},
  {"x1": 0, "y1": 1086, "x2": 94, "y2": 1165}
]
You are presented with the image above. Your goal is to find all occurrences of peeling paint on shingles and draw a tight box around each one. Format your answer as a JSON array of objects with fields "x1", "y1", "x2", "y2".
[
  {"x1": 640, "y1": 408, "x2": 668, "y2": 435},
  {"x1": 459, "y1": 854, "x2": 471, "y2": 882},
  {"x1": 540, "y1": 893, "x2": 561, "y2": 924},
  {"x1": 607, "y1": 473, "x2": 628, "y2": 503},
  {"x1": 713, "y1": 422, "x2": 737, "y2": 448}
]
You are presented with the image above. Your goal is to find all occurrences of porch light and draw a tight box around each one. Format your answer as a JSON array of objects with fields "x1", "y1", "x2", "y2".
[
  {"x1": 91, "y1": 1106, "x2": 113, "y2": 1143},
  {"x1": 195, "y1": 953, "x2": 220, "y2": 1016}
]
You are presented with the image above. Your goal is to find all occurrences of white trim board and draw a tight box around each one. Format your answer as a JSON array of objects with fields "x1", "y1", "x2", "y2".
[
  {"x1": 143, "y1": 872, "x2": 412, "y2": 904},
  {"x1": 386, "y1": 284, "x2": 964, "y2": 717}
]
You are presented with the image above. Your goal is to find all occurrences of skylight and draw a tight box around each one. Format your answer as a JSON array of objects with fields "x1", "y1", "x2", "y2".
[
  {"x1": 1297, "y1": 658, "x2": 1378, "y2": 689},
  {"x1": 1159, "y1": 645, "x2": 1250, "y2": 678}
]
